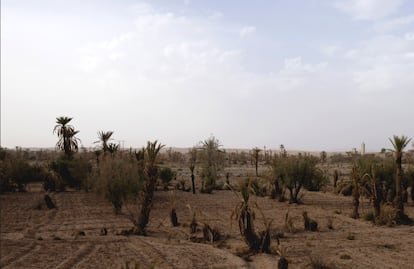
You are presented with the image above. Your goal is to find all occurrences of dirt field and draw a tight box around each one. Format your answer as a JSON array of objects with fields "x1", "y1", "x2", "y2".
[{"x1": 1, "y1": 160, "x2": 414, "y2": 269}]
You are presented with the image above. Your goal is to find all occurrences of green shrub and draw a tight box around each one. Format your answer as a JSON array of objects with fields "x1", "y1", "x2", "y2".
[
  {"x1": 0, "y1": 150, "x2": 50, "y2": 192},
  {"x1": 43, "y1": 171, "x2": 66, "y2": 192},
  {"x1": 271, "y1": 154, "x2": 326, "y2": 203},
  {"x1": 363, "y1": 211, "x2": 375, "y2": 222},
  {"x1": 49, "y1": 156, "x2": 91, "y2": 189},
  {"x1": 94, "y1": 154, "x2": 144, "y2": 214},
  {"x1": 199, "y1": 136, "x2": 225, "y2": 193},
  {"x1": 249, "y1": 178, "x2": 267, "y2": 196},
  {"x1": 159, "y1": 167, "x2": 175, "y2": 190}
]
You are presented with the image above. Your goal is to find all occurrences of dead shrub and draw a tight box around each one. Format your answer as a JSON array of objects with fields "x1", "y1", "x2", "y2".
[
  {"x1": 277, "y1": 245, "x2": 288, "y2": 269},
  {"x1": 377, "y1": 204, "x2": 397, "y2": 226},
  {"x1": 303, "y1": 211, "x2": 318, "y2": 232},
  {"x1": 309, "y1": 256, "x2": 336, "y2": 269},
  {"x1": 187, "y1": 204, "x2": 198, "y2": 234},
  {"x1": 202, "y1": 224, "x2": 221, "y2": 243},
  {"x1": 284, "y1": 210, "x2": 296, "y2": 233},
  {"x1": 326, "y1": 216, "x2": 334, "y2": 230},
  {"x1": 44, "y1": 194, "x2": 56, "y2": 209}
]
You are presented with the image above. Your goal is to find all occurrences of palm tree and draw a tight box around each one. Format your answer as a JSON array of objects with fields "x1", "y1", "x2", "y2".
[
  {"x1": 135, "y1": 140, "x2": 164, "y2": 235},
  {"x1": 53, "y1": 116, "x2": 80, "y2": 157},
  {"x1": 107, "y1": 143, "x2": 120, "y2": 156},
  {"x1": 96, "y1": 131, "x2": 114, "y2": 153},
  {"x1": 389, "y1": 135, "x2": 412, "y2": 221}
]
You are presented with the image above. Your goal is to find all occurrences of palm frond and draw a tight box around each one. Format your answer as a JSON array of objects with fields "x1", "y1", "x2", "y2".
[{"x1": 389, "y1": 135, "x2": 412, "y2": 152}]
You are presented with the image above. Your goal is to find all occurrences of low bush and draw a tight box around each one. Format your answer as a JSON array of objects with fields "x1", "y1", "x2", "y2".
[
  {"x1": 271, "y1": 155, "x2": 327, "y2": 203},
  {"x1": 303, "y1": 211, "x2": 318, "y2": 232},
  {"x1": 94, "y1": 154, "x2": 144, "y2": 214},
  {"x1": 0, "y1": 150, "x2": 50, "y2": 192},
  {"x1": 309, "y1": 256, "x2": 336, "y2": 269},
  {"x1": 49, "y1": 156, "x2": 91, "y2": 190},
  {"x1": 159, "y1": 167, "x2": 175, "y2": 190},
  {"x1": 363, "y1": 211, "x2": 375, "y2": 222}
]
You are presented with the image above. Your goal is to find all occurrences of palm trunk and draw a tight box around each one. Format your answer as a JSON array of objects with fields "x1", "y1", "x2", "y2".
[
  {"x1": 191, "y1": 174, "x2": 195, "y2": 194},
  {"x1": 271, "y1": 180, "x2": 281, "y2": 199},
  {"x1": 255, "y1": 161, "x2": 259, "y2": 177},
  {"x1": 352, "y1": 186, "x2": 360, "y2": 219},
  {"x1": 373, "y1": 182, "x2": 382, "y2": 219},
  {"x1": 394, "y1": 153, "x2": 404, "y2": 220},
  {"x1": 170, "y1": 208, "x2": 178, "y2": 226},
  {"x1": 136, "y1": 165, "x2": 157, "y2": 235}
]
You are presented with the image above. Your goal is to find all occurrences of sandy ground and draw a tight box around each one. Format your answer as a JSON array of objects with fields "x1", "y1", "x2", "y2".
[{"x1": 1, "y1": 179, "x2": 414, "y2": 268}]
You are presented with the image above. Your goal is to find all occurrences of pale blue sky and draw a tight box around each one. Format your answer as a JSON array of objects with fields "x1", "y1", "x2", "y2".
[{"x1": 1, "y1": 0, "x2": 414, "y2": 151}]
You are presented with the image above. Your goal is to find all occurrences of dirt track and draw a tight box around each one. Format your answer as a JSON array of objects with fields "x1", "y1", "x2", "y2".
[{"x1": 1, "y1": 188, "x2": 414, "y2": 268}]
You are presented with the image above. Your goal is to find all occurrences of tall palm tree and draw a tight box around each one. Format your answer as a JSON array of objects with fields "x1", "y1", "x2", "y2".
[
  {"x1": 135, "y1": 140, "x2": 164, "y2": 235},
  {"x1": 389, "y1": 135, "x2": 412, "y2": 221},
  {"x1": 96, "y1": 131, "x2": 114, "y2": 153},
  {"x1": 53, "y1": 116, "x2": 80, "y2": 157}
]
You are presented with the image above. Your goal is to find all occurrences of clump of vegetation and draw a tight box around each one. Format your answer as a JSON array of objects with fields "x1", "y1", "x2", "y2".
[
  {"x1": 309, "y1": 256, "x2": 336, "y2": 269},
  {"x1": 94, "y1": 154, "x2": 144, "y2": 214},
  {"x1": 231, "y1": 180, "x2": 272, "y2": 253},
  {"x1": 0, "y1": 149, "x2": 51, "y2": 192},
  {"x1": 271, "y1": 154, "x2": 327, "y2": 203},
  {"x1": 377, "y1": 204, "x2": 397, "y2": 226},
  {"x1": 202, "y1": 224, "x2": 221, "y2": 243},
  {"x1": 199, "y1": 136, "x2": 225, "y2": 193},
  {"x1": 302, "y1": 211, "x2": 318, "y2": 232},
  {"x1": 326, "y1": 216, "x2": 334, "y2": 230},
  {"x1": 340, "y1": 254, "x2": 351, "y2": 260},
  {"x1": 346, "y1": 233, "x2": 355, "y2": 240},
  {"x1": 159, "y1": 167, "x2": 175, "y2": 191},
  {"x1": 340, "y1": 142, "x2": 413, "y2": 225},
  {"x1": 100, "y1": 228, "x2": 108, "y2": 236},
  {"x1": 48, "y1": 156, "x2": 91, "y2": 190},
  {"x1": 122, "y1": 261, "x2": 141, "y2": 269},
  {"x1": 363, "y1": 211, "x2": 375, "y2": 222},
  {"x1": 277, "y1": 245, "x2": 288, "y2": 269},
  {"x1": 43, "y1": 170, "x2": 66, "y2": 192},
  {"x1": 249, "y1": 177, "x2": 267, "y2": 197},
  {"x1": 187, "y1": 205, "x2": 198, "y2": 234}
]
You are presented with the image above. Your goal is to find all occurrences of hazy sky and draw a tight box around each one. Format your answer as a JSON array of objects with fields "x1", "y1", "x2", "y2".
[{"x1": 1, "y1": 0, "x2": 414, "y2": 151}]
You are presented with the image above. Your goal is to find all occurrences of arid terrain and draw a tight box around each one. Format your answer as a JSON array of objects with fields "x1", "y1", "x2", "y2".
[{"x1": 1, "y1": 162, "x2": 414, "y2": 269}]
